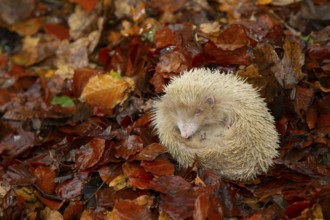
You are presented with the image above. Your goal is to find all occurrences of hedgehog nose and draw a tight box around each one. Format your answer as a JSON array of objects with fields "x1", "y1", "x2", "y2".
[{"x1": 181, "y1": 132, "x2": 190, "y2": 139}]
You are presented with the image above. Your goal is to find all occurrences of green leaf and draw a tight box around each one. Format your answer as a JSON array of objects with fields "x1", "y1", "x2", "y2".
[
  {"x1": 109, "y1": 70, "x2": 122, "y2": 79},
  {"x1": 51, "y1": 96, "x2": 75, "y2": 107},
  {"x1": 141, "y1": 27, "x2": 155, "y2": 42}
]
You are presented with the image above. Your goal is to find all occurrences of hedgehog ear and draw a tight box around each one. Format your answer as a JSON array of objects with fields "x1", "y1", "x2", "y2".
[{"x1": 206, "y1": 96, "x2": 215, "y2": 107}]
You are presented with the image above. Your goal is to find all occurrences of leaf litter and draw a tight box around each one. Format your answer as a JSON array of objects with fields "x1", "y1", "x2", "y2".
[{"x1": 0, "y1": 0, "x2": 330, "y2": 219}]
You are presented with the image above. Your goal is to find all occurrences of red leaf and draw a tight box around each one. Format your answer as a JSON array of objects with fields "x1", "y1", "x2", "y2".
[
  {"x1": 149, "y1": 72, "x2": 166, "y2": 93},
  {"x1": 35, "y1": 191, "x2": 64, "y2": 210},
  {"x1": 2, "y1": 163, "x2": 36, "y2": 185},
  {"x1": 96, "y1": 187, "x2": 148, "y2": 208},
  {"x1": 72, "y1": 0, "x2": 98, "y2": 13},
  {"x1": 215, "y1": 24, "x2": 257, "y2": 50},
  {"x1": 306, "y1": 107, "x2": 318, "y2": 129},
  {"x1": 130, "y1": 143, "x2": 167, "y2": 161},
  {"x1": 114, "y1": 135, "x2": 144, "y2": 160},
  {"x1": 308, "y1": 45, "x2": 330, "y2": 62},
  {"x1": 141, "y1": 158, "x2": 174, "y2": 176},
  {"x1": 73, "y1": 68, "x2": 102, "y2": 97},
  {"x1": 76, "y1": 138, "x2": 105, "y2": 170},
  {"x1": 33, "y1": 166, "x2": 56, "y2": 194},
  {"x1": 98, "y1": 165, "x2": 123, "y2": 185},
  {"x1": 63, "y1": 201, "x2": 84, "y2": 220},
  {"x1": 285, "y1": 201, "x2": 311, "y2": 218},
  {"x1": 317, "y1": 113, "x2": 330, "y2": 128},
  {"x1": 44, "y1": 23, "x2": 69, "y2": 40},
  {"x1": 56, "y1": 172, "x2": 89, "y2": 199},
  {"x1": 155, "y1": 50, "x2": 192, "y2": 74},
  {"x1": 154, "y1": 27, "x2": 176, "y2": 49},
  {"x1": 204, "y1": 41, "x2": 251, "y2": 65},
  {"x1": 122, "y1": 162, "x2": 153, "y2": 189},
  {"x1": 112, "y1": 197, "x2": 153, "y2": 220}
]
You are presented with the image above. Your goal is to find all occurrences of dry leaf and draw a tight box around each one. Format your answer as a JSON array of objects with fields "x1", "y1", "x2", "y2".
[
  {"x1": 40, "y1": 207, "x2": 63, "y2": 220},
  {"x1": 80, "y1": 74, "x2": 135, "y2": 109},
  {"x1": 11, "y1": 34, "x2": 59, "y2": 67},
  {"x1": 11, "y1": 17, "x2": 44, "y2": 36},
  {"x1": 109, "y1": 174, "x2": 127, "y2": 191},
  {"x1": 281, "y1": 38, "x2": 305, "y2": 88}
]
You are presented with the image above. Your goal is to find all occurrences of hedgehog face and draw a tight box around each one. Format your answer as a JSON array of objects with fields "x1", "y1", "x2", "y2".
[{"x1": 171, "y1": 96, "x2": 217, "y2": 139}]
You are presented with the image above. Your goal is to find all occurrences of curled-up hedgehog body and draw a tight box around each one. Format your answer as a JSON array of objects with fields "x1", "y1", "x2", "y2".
[{"x1": 152, "y1": 68, "x2": 279, "y2": 181}]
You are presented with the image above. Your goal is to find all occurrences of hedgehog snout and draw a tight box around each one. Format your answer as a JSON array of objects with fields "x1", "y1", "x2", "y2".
[{"x1": 177, "y1": 120, "x2": 198, "y2": 139}]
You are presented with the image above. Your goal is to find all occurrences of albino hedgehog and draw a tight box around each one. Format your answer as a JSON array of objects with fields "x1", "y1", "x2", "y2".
[{"x1": 152, "y1": 68, "x2": 279, "y2": 181}]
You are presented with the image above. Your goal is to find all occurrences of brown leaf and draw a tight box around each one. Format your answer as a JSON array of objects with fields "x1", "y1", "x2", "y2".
[
  {"x1": 155, "y1": 50, "x2": 192, "y2": 74},
  {"x1": 141, "y1": 158, "x2": 174, "y2": 176},
  {"x1": 0, "y1": 129, "x2": 35, "y2": 157},
  {"x1": 306, "y1": 107, "x2": 318, "y2": 130},
  {"x1": 73, "y1": 0, "x2": 98, "y2": 13},
  {"x1": 204, "y1": 41, "x2": 251, "y2": 65},
  {"x1": 294, "y1": 86, "x2": 314, "y2": 115},
  {"x1": 130, "y1": 143, "x2": 167, "y2": 161},
  {"x1": 122, "y1": 162, "x2": 153, "y2": 190},
  {"x1": 0, "y1": 0, "x2": 35, "y2": 24},
  {"x1": 215, "y1": 24, "x2": 257, "y2": 51},
  {"x1": 281, "y1": 38, "x2": 305, "y2": 88},
  {"x1": 254, "y1": 43, "x2": 286, "y2": 87},
  {"x1": 96, "y1": 187, "x2": 147, "y2": 208},
  {"x1": 114, "y1": 135, "x2": 144, "y2": 160},
  {"x1": 33, "y1": 166, "x2": 56, "y2": 194},
  {"x1": 80, "y1": 74, "x2": 135, "y2": 110},
  {"x1": 3, "y1": 163, "x2": 36, "y2": 185},
  {"x1": 35, "y1": 191, "x2": 64, "y2": 210},
  {"x1": 63, "y1": 201, "x2": 84, "y2": 220},
  {"x1": 76, "y1": 138, "x2": 105, "y2": 170},
  {"x1": 317, "y1": 113, "x2": 330, "y2": 128},
  {"x1": 98, "y1": 165, "x2": 123, "y2": 185},
  {"x1": 56, "y1": 172, "x2": 89, "y2": 199},
  {"x1": 146, "y1": 0, "x2": 188, "y2": 13},
  {"x1": 154, "y1": 26, "x2": 177, "y2": 49},
  {"x1": 11, "y1": 34, "x2": 59, "y2": 67},
  {"x1": 112, "y1": 196, "x2": 153, "y2": 220},
  {"x1": 11, "y1": 17, "x2": 44, "y2": 36},
  {"x1": 44, "y1": 23, "x2": 70, "y2": 40}
]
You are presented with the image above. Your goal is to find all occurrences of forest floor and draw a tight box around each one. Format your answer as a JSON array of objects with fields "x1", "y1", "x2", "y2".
[{"x1": 0, "y1": 0, "x2": 330, "y2": 219}]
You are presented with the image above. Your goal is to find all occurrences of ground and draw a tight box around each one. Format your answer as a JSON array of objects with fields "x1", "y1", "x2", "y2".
[{"x1": 0, "y1": 0, "x2": 330, "y2": 219}]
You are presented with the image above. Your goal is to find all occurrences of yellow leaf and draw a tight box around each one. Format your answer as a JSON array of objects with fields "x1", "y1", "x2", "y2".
[
  {"x1": 80, "y1": 74, "x2": 135, "y2": 109},
  {"x1": 109, "y1": 174, "x2": 127, "y2": 191},
  {"x1": 256, "y1": 0, "x2": 272, "y2": 5}
]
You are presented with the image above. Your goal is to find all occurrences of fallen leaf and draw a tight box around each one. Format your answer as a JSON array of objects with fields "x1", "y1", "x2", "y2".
[
  {"x1": 40, "y1": 206, "x2": 63, "y2": 220},
  {"x1": 76, "y1": 138, "x2": 105, "y2": 170},
  {"x1": 281, "y1": 38, "x2": 305, "y2": 88},
  {"x1": 293, "y1": 86, "x2": 314, "y2": 115},
  {"x1": 141, "y1": 159, "x2": 174, "y2": 176},
  {"x1": 122, "y1": 162, "x2": 153, "y2": 190},
  {"x1": 130, "y1": 143, "x2": 167, "y2": 161},
  {"x1": 11, "y1": 34, "x2": 59, "y2": 67},
  {"x1": 80, "y1": 74, "x2": 135, "y2": 110},
  {"x1": 109, "y1": 174, "x2": 127, "y2": 191},
  {"x1": 56, "y1": 172, "x2": 89, "y2": 199},
  {"x1": 63, "y1": 201, "x2": 84, "y2": 220},
  {"x1": 33, "y1": 166, "x2": 56, "y2": 194},
  {"x1": 44, "y1": 23, "x2": 70, "y2": 40},
  {"x1": 73, "y1": 0, "x2": 98, "y2": 13},
  {"x1": 112, "y1": 196, "x2": 154, "y2": 220},
  {"x1": 11, "y1": 17, "x2": 44, "y2": 36}
]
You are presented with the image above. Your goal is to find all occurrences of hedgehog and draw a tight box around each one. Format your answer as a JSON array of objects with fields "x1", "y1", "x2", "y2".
[{"x1": 151, "y1": 68, "x2": 279, "y2": 181}]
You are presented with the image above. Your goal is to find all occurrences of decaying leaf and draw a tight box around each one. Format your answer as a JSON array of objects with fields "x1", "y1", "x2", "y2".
[
  {"x1": 80, "y1": 74, "x2": 135, "y2": 109},
  {"x1": 11, "y1": 34, "x2": 59, "y2": 67},
  {"x1": 281, "y1": 38, "x2": 305, "y2": 88}
]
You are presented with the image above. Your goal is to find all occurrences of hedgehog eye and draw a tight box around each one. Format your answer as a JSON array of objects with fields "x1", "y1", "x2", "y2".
[{"x1": 195, "y1": 108, "x2": 203, "y2": 116}]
